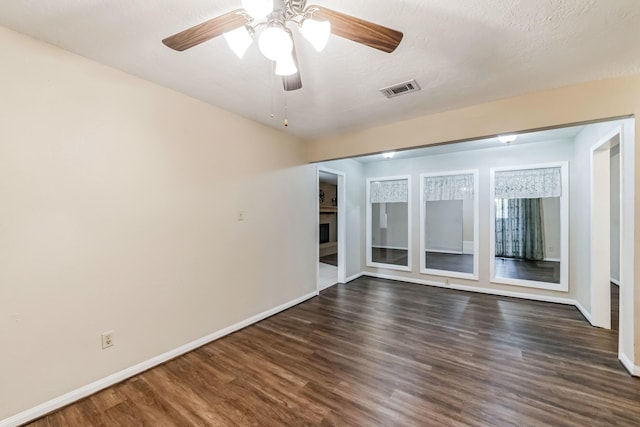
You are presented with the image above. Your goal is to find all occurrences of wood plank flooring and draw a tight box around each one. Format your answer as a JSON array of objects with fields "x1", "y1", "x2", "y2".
[
  {"x1": 27, "y1": 277, "x2": 640, "y2": 426},
  {"x1": 495, "y1": 257, "x2": 561, "y2": 283},
  {"x1": 371, "y1": 248, "x2": 408, "y2": 266},
  {"x1": 425, "y1": 251, "x2": 474, "y2": 273}
]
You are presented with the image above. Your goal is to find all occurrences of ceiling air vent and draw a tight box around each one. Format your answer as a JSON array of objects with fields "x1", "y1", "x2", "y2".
[{"x1": 380, "y1": 79, "x2": 421, "y2": 99}]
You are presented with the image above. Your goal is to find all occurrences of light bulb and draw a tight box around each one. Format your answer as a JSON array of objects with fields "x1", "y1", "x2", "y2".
[
  {"x1": 258, "y1": 26, "x2": 293, "y2": 61},
  {"x1": 241, "y1": 0, "x2": 273, "y2": 20},
  {"x1": 300, "y1": 19, "x2": 331, "y2": 52},
  {"x1": 275, "y1": 54, "x2": 298, "y2": 76},
  {"x1": 498, "y1": 135, "x2": 518, "y2": 144},
  {"x1": 382, "y1": 152, "x2": 395, "y2": 159},
  {"x1": 223, "y1": 26, "x2": 253, "y2": 59}
]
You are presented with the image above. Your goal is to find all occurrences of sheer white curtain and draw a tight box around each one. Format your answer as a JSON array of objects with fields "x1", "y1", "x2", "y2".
[
  {"x1": 495, "y1": 167, "x2": 561, "y2": 199},
  {"x1": 370, "y1": 179, "x2": 408, "y2": 203},
  {"x1": 423, "y1": 174, "x2": 474, "y2": 201}
]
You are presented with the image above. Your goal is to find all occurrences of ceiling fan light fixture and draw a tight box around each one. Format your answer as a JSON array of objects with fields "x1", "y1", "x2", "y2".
[
  {"x1": 223, "y1": 25, "x2": 254, "y2": 59},
  {"x1": 241, "y1": 0, "x2": 273, "y2": 20},
  {"x1": 275, "y1": 54, "x2": 298, "y2": 76},
  {"x1": 300, "y1": 19, "x2": 331, "y2": 52},
  {"x1": 258, "y1": 25, "x2": 293, "y2": 61}
]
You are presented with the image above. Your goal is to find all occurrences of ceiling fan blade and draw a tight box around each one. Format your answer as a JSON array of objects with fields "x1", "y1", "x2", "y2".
[
  {"x1": 282, "y1": 45, "x2": 302, "y2": 91},
  {"x1": 162, "y1": 9, "x2": 247, "y2": 51},
  {"x1": 308, "y1": 5, "x2": 403, "y2": 53}
]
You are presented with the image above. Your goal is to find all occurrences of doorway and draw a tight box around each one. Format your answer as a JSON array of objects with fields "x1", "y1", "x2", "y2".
[
  {"x1": 317, "y1": 167, "x2": 346, "y2": 291},
  {"x1": 590, "y1": 130, "x2": 621, "y2": 330}
]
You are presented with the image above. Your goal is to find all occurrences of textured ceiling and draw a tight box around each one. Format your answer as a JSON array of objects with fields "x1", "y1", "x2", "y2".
[{"x1": 1, "y1": 0, "x2": 639, "y2": 139}]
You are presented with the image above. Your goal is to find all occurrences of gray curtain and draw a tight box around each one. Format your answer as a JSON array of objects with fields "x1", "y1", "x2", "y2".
[{"x1": 495, "y1": 198, "x2": 545, "y2": 260}]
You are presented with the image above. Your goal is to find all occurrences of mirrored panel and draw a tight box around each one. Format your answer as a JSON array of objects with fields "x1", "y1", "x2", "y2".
[
  {"x1": 491, "y1": 163, "x2": 568, "y2": 291},
  {"x1": 367, "y1": 177, "x2": 411, "y2": 271},
  {"x1": 420, "y1": 170, "x2": 478, "y2": 279}
]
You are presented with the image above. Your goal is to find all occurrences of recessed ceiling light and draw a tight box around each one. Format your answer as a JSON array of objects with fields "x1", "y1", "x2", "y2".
[
  {"x1": 498, "y1": 135, "x2": 518, "y2": 144},
  {"x1": 382, "y1": 152, "x2": 395, "y2": 159}
]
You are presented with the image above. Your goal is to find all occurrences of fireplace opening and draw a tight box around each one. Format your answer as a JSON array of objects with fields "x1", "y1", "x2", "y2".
[{"x1": 319, "y1": 223, "x2": 330, "y2": 244}]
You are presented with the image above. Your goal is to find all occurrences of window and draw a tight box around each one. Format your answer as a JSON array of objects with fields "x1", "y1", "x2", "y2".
[
  {"x1": 490, "y1": 163, "x2": 569, "y2": 291},
  {"x1": 420, "y1": 170, "x2": 479, "y2": 279},
  {"x1": 366, "y1": 176, "x2": 411, "y2": 271}
]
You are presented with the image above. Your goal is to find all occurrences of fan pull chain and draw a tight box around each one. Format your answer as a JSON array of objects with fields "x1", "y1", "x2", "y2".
[
  {"x1": 284, "y1": 91, "x2": 288, "y2": 127},
  {"x1": 270, "y1": 61, "x2": 275, "y2": 119}
]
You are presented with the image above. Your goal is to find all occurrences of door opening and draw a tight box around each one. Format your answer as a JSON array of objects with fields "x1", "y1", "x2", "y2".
[{"x1": 317, "y1": 167, "x2": 346, "y2": 291}]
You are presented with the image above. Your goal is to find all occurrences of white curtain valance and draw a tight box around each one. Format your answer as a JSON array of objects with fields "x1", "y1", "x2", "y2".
[
  {"x1": 495, "y1": 167, "x2": 561, "y2": 199},
  {"x1": 423, "y1": 174, "x2": 474, "y2": 201},
  {"x1": 370, "y1": 179, "x2": 408, "y2": 203}
]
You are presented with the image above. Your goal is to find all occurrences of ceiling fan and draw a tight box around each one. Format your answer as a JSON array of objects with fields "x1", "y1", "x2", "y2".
[{"x1": 162, "y1": 0, "x2": 403, "y2": 91}]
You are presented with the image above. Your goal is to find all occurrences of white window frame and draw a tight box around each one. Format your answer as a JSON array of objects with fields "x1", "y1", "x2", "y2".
[
  {"x1": 419, "y1": 169, "x2": 479, "y2": 280},
  {"x1": 366, "y1": 175, "x2": 412, "y2": 272},
  {"x1": 489, "y1": 161, "x2": 569, "y2": 292}
]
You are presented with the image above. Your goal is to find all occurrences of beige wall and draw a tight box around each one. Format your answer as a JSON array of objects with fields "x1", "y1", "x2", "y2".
[
  {"x1": 309, "y1": 74, "x2": 640, "y2": 370},
  {"x1": 3, "y1": 21, "x2": 640, "y2": 422},
  {"x1": 0, "y1": 27, "x2": 316, "y2": 420}
]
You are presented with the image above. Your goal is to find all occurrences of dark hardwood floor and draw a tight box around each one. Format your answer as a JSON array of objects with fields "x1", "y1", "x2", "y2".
[
  {"x1": 28, "y1": 277, "x2": 639, "y2": 427},
  {"x1": 425, "y1": 251, "x2": 474, "y2": 273},
  {"x1": 371, "y1": 247, "x2": 408, "y2": 266},
  {"x1": 319, "y1": 253, "x2": 338, "y2": 267},
  {"x1": 495, "y1": 257, "x2": 561, "y2": 283}
]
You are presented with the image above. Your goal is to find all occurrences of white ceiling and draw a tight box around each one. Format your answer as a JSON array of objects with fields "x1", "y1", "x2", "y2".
[
  {"x1": 354, "y1": 124, "x2": 585, "y2": 163},
  {"x1": 1, "y1": 1, "x2": 639, "y2": 139}
]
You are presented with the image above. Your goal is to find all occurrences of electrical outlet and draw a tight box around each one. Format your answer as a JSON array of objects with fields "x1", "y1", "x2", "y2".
[
  {"x1": 237, "y1": 211, "x2": 245, "y2": 222},
  {"x1": 102, "y1": 331, "x2": 114, "y2": 349}
]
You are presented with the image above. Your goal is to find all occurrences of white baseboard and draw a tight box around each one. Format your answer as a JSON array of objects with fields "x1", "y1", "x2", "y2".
[
  {"x1": 425, "y1": 248, "x2": 463, "y2": 255},
  {"x1": 343, "y1": 272, "x2": 363, "y2": 283},
  {"x1": 0, "y1": 291, "x2": 318, "y2": 427},
  {"x1": 372, "y1": 245, "x2": 409, "y2": 251},
  {"x1": 574, "y1": 300, "x2": 593, "y2": 324},
  {"x1": 611, "y1": 278, "x2": 620, "y2": 286},
  {"x1": 619, "y1": 352, "x2": 640, "y2": 377},
  {"x1": 318, "y1": 282, "x2": 337, "y2": 291},
  {"x1": 544, "y1": 258, "x2": 561, "y2": 262},
  {"x1": 362, "y1": 272, "x2": 576, "y2": 306}
]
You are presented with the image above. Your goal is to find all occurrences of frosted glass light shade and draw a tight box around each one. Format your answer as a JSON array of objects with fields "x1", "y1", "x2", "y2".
[
  {"x1": 223, "y1": 26, "x2": 253, "y2": 59},
  {"x1": 275, "y1": 54, "x2": 297, "y2": 76},
  {"x1": 300, "y1": 19, "x2": 331, "y2": 52},
  {"x1": 241, "y1": 0, "x2": 273, "y2": 20},
  {"x1": 258, "y1": 26, "x2": 293, "y2": 61}
]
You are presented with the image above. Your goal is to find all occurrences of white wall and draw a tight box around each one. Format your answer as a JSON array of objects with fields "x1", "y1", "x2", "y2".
[
  {"x1": 542, "y1": 197, "x2": 561, "y2": 260},
  {"x1": 0, "y1": 27, "x2": 316, "y2": 421},
  {"x1": 362, "y1": 138, "x2": 576, "y2": 298},
  {"x1": 317, "y1": 159, "x2": 365, "y2": 280},
  {"x1": 372, "y1": 202, "x2": 409, "y2": 249},
  {"x1": 425, "y1": 200, "x2": 464, "y2": 252},
  {"x1": 572, "y1": 122, "x2": 625, "y2": 312},
  {"x1": 611, "y1": 145, "x2": 621, "y2": 282}
]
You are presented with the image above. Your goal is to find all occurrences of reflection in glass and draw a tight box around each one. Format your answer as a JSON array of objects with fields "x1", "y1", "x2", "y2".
[
  {"x1": 494, "y1": 197, "x2": 561, "y2": 283},
  {"x1": 423, "y1": 172, "x2": 475, "y2": 276},
  {"x1": 425, "y1": 200, "x2": 473, "y2": 273},
  {"x1": 493, "y1": 166, "x2": 562, "y2": 284},
  {"x1": 372, "y1": 202, "x2": 409, "y2": 266},
  {"x1": 369, "y1": 178, "x2": 409, "y2": 268}
]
